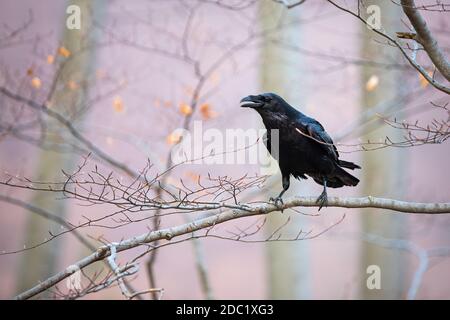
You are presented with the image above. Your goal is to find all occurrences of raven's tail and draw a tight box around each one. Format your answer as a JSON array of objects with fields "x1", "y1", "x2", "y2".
[
  {"x1": 312, "y1": 167, "x2": 359, "y2": 188},
  {"x1": 338, "y1": 160, "x2": 361, "y2": 170},
  {"x1": 334, "y1": 166, "x2": 359, "y2": 187}
]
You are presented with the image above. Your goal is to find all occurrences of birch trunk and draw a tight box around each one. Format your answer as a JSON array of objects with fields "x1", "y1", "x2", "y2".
[
  {"x1": 17, "y1": 0, "x2": 102, "y2": 296},
  {"x1": 260, "y1": 0, "x2": 311, "y2": 299},
  {"x1": 360, "y1": 0, "x2": 406, "y2": 299}
]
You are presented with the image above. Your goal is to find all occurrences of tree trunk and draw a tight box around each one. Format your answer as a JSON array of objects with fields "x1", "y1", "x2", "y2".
[
  {"x1": 17, "y1": 0, "x2": 102, "y2": 296},
  {"x1": 260, "y1": 0, "x2": 311, "y2": 299},
  {"x1": 359, "y1": 0, "x2": 407, "y2": 299}
]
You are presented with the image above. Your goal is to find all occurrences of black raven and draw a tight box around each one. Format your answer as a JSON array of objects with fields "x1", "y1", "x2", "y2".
[{"x1": 240, "y1": 93, "x2": 360, "y2": 210}]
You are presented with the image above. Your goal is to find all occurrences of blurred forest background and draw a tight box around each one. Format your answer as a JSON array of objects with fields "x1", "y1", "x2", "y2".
[{"x1": 0, "y1": 0, "x2": 449, "y2": 299}]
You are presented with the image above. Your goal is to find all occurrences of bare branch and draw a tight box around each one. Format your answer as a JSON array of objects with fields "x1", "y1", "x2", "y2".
[
  {"x1": 0, "y1": 87, "x2": 139, "y2": 178},
  {"x1": 326, "y1": 0, "x2": 450, "y2": 94},
  {"x1": 400, "y1": 0, "x2": 450, "y2": 82},
  {"x1": 14, "y1": 195, "x2": 450, "y2": 300}
]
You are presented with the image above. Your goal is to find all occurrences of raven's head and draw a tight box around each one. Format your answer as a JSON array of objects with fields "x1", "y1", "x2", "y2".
[{"x1": 240, "y1": 93, "x2": 288, "y2": 113}]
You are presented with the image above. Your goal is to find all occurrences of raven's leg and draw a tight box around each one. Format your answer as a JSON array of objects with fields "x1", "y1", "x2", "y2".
[
  {"x1": 270, "y1": 174, "x2": 290, "y2": 210},
  {"x1": 316, "y1": 177, "x2": 328, "y2": 211}
]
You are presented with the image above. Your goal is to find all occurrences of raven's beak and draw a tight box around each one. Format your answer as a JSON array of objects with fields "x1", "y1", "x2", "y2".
[{"x1": 240, "y1": 95, "x2": 263, "y2": 108}]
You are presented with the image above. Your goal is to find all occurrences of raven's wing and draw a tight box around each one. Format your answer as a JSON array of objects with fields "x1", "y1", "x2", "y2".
[{"x1": 294, "y1": 117, "x2": 339, "y2": 160}]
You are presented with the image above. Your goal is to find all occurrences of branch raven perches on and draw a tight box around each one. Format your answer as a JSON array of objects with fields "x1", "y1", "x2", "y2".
[{"x1": 241, "y1": 93, "x2": 361, "y2": 210}]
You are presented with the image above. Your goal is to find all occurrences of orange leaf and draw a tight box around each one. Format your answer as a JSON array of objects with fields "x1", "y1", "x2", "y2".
[
  {"x1": 113, "y1": 96, "x2": 125, "y2": 113},
  {"x1": 47, "y1": 55, "x2": 55, "y2": 64},
  {"x1": 365, "y1": 75, "x2": 379, "y2": 92},
  {"x1": 31, "y1": 77, "x2": 41, "y2": 89},
  {"x1": 179, "y1": 103, "x2": 193, "y2": 116},
  {"x1": 166, "y1": 132, "x2": 182, "y2": 145},
  {"x1": 200, "y1": 103, "x2": 216, "y2": 120},
  {"x1": 58, "y1": 46, "x2": 71, "y2": 58}
]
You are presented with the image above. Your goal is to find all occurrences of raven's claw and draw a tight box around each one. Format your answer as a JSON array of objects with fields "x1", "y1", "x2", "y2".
[
  {"x1": 315, "y1": 191, "x2": 328, "y2": 211},
  {"x1": 270, "y1": 196, "x2": 284, "y2": 212}
]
